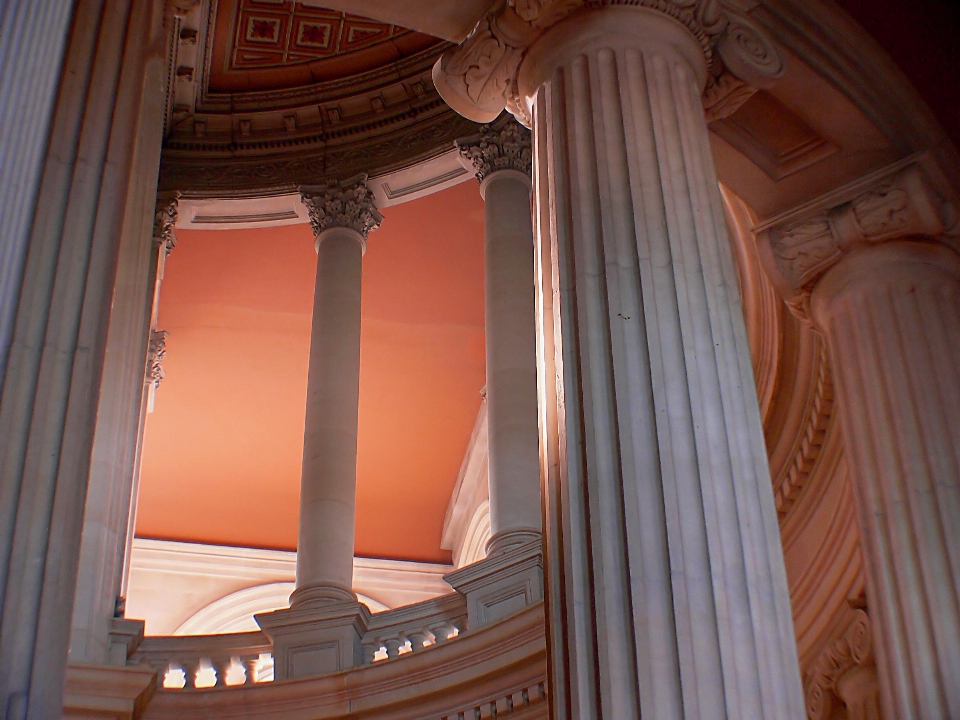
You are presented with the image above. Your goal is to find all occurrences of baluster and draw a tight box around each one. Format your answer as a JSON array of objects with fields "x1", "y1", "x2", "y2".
[
  {"x1": 408, "y1": 629, "x2": 429, "y2": 652},
  {"x1": 383, "y1": 636, "x2": 403, "y2": 659},
  {"x1": 152, "y1": 661, "x2": 172, "y2": 689},
  {"x1": 242, "y1": 655, "x2": 260, "y2": 684},
  {"x1": 361, "y1": 642, "x2": 378, "y2": 664},
  {"x1": 180, "y1": 659, "x2": 200, "y2": 690},
  {"x1": 428, "y1": 621, "x2": 453, "y2": 644},
  {"x1": 212, "y1": 656, "x2": 231, "y2": 687}
]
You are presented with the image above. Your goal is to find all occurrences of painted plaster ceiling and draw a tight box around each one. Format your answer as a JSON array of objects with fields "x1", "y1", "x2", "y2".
[{"x1": 135, "y1": 182, "x2": 486, "y2": 564}]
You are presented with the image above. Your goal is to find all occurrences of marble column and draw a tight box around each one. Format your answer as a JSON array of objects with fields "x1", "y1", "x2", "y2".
[
  {"x1": 0, "y1": 0, "x2": 77, "y2": 389},
  {"x1": 436, "y1": 3, "x2": 804, "y2": 717},
  {"x1": 256, "y1": 175, "x2": 381, "y2": 679},
  {"x1": 70, "y1": 194, "x2": 177, "y2": 666},
  {"x1": 758, "y1": 161, "x2": 960, "y2": 720},
  {"x1": 458, "y1": 121, "x2": 542, "y2": 553},
  {"x1": 0, "y1": 0, "x2": 169, "y2": 716},
  {"x1": 446, "y1": 121, "x2": 544, "y2": 628}
]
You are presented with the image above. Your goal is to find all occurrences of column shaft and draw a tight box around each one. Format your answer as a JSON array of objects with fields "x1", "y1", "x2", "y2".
[
  {"x1": 0, "y1": 0, "x2": 167, "y2": 715},
  {"x1": 526, "y1": 9, "x2": 802, "y2": 718},
  {"x1": 295, "y1": 228, "x2": 364, "y2": 600},
  {"x1": 810, "y1": 241, "x2": 960, "y2": 719},
  {"x1": 483, "y1": 170, "x2": 542, "y2": 552}
]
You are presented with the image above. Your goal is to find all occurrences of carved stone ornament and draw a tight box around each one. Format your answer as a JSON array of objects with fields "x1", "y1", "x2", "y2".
[
  {"x1": 456, "y1": 120, "x2": 532, "y2": 183},
  {"x1": 300, "y1": 175, "x2": 383, "y2": 240},
  {"x1": 147, "y1": 330, "x2": 169, "y2": 390},
  {"x1": 432, "y1": 0, "x2": 783, "y2": 126},
  {"x1": 805, "y1": 608, "x2": 880, "y2": 720},
  {"x1": 758, "y1": 161, "x2": 960, "y2": 319},
  {"x1": 153, "y1": 193, "x2": 180, "y2": 255}
]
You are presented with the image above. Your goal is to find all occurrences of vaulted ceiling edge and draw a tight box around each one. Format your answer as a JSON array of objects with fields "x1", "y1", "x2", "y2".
[{"x1": 162, "y1": 0, "x2": 476, "y2": 196}]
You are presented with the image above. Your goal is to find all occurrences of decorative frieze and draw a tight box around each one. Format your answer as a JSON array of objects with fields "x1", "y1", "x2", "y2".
[
  {"x1": 456, "y1": 121, "x2": 532, "y2": 184},
  {"x1": 152, "y1": 193, "x2": 180, "y2": 255},
  {"x1": 433, "y1": 0, "x2": 783, "y2": 125},
  {"x1": 300, "y1": 175, "x2": 383, "y2": 240},
  {"x1": 758, "y1": 160, "x2": 959, "y2": 318}
]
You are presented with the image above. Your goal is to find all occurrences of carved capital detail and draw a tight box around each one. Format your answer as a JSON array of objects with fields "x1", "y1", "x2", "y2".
[
  {"x1": 758, "y1": 161, "x2": 959, "y2": 319},
  {"x1": 805, "y1": 607, "x2": 881, "y2": 720},
  {"x1": 153, "y1": 192, "x2": 180, "y2": 255},
  {"x1": 433, "y1": 0, "x2": 782, "y2": 125},
  {"x1": 300, "y1": 175, "x2": 383, "y2": 240},
  {"x1": 457, "y1": 120, "x2": 532, "y2": 184},
  {"x1": 147, "y1": 330, "x2": 169, "y2": 390}
]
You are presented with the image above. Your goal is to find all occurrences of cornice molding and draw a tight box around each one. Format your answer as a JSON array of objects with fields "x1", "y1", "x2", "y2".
[
  {"x1": 160, "y1": 106, "x2": 480, "y2": 196},
  {"x1": 456, "y1": 119, "x2": 532, "y2": 183},
  {"x1": 300, "y1": 175, "x2": 383, "y2": 240},
  {"x1": 757, "y1": 157, "x2": 960, "y2": 320},
  {"x1": 432, "y1": 0, "x2": 783, "y2": 126}
]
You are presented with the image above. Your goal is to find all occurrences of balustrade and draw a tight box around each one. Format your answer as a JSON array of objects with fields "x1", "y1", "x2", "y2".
[{"x1": 126, "y1": 592, "x2": 468, "y2": 690}]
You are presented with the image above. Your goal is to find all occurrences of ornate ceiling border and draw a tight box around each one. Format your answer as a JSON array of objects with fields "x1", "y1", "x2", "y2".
[{"x1": 161, "y1": 0, "x2": 481, "y2": 197}]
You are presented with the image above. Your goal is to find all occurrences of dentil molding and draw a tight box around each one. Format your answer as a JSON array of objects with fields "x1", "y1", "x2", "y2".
[{"x1": 432, "y1": 0, "x2": 784, "y2": 126}]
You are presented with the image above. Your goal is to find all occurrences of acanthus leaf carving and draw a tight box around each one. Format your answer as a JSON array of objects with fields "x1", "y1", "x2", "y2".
[
  {"x1": 456, "y1": 120, "x2": 532, "y2": 183},
  {"x1": 300, "y1": 175, "x2": 383, "y2": 240},
  {"x1": 805, "y1": 607, "x2": 880, "y2": 720},
  {"x1": 147, "y1": 330, "x2": 169, "y2": 390},
  {"x1": 153, "y1": 193, "x2": 180, "y2": 255}
]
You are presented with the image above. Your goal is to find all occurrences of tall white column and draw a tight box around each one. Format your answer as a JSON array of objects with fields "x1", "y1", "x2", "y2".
[
  {"x1": 457, "y1": 121, "x2": 542, "y2": 555},
  {"x1": 758, "y1": 162, "x2": 960, "y2": 720},
  {"x1": 436, "y1": 3, "x2": 804, "y2": 717},
  {"x1": 0, "y1": 0, "x2": 168, "y2": 716},
  {"x1": 256, "y1": 176, "x2": 380, "y2": 679}
]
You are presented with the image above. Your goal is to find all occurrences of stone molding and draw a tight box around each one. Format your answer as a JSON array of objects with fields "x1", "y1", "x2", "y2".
[
  {"x1": 456, "y1": 120, "x2": 532, "y2": 184},
  {"x1": 63, "y1": 664, "x2": 157, "y2": 720},
  {"x1": 757, "y1": 158, "x2": 960, "y2": 320},
  {"x1": 153, "y1": 193, "x2": 180, "y2": 255},
  {"x1": 146, "y1": 330, "x2": 169, "y2": 391},
  {"x1": 804, "y1": 607, "x2": 881, "y2": 720},
  {"x1": 300, "y1": 175, "x2": 383, "y2": 241},
  {"x1": 432, "y1": 0, "x2": 783, "y2": 125}
]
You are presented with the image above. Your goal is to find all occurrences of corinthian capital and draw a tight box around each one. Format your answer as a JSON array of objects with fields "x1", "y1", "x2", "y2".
[
  {"x1": 456, "y1": 120, "x2": 532, "y2": 184},
  {"x1": 433, "y1": 0, "x2": 781, "y2": 125},
  {"x1": 153, "y1": 192, "x2": 180, "y2": 255},
  {"x1": 757, "y1": 160, "x2": 959, "y2": 319},
  {"x1": 300, "y1": 175, "x2": 383, "y2": 240}
]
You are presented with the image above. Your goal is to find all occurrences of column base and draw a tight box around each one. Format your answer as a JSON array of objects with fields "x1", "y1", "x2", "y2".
[
  {"x1": 444, "y1": 537, "x2": 542, "y2": 629},
  {"x1": 255, "y1": 597, "x2": 370, "y2": 680}
]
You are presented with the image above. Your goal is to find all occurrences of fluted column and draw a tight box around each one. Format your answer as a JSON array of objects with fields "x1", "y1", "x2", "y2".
[
  {"x1": 457, "y1": 121, "x2": 541, "y2": 555},
  {"x1": 436, "y1": 3, "x2": 803, "y2": 717},
  {"x1": 0, "y1": 0, "x2": 168, "y2": 716},
  {"x1": 759, "y1": 161, "x2": 960, "y2": 720},
  {"x1": 70, "y1": 190, "x2": 176, "y2": 665}
]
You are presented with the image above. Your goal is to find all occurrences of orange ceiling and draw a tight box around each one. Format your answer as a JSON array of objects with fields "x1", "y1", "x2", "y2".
[
  {"x1": 208, "y1": 0, "x2": 442, "y2": 92},
  {"x1": 135, "y1": 181, "x2": 486, "y2": 563}
]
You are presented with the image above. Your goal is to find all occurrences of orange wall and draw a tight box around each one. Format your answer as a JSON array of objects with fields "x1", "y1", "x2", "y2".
[{"x1": 136, "y1": 181, "x2": 486, "y2": 563}]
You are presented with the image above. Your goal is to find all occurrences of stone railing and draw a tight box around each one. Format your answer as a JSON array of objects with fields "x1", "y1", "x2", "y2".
[
  {"x1": 139, "y1": 602, "x2": 547, "y2": 719},
  {"x1": 363, "y1": 592, "x2": 467, "y2": 662},
  {"x1": 126, "y1": 593, "x2": 469, "y2": 689},
  {"x1": 129, "y1": 631, "x2": 273, "y2": 689}
]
